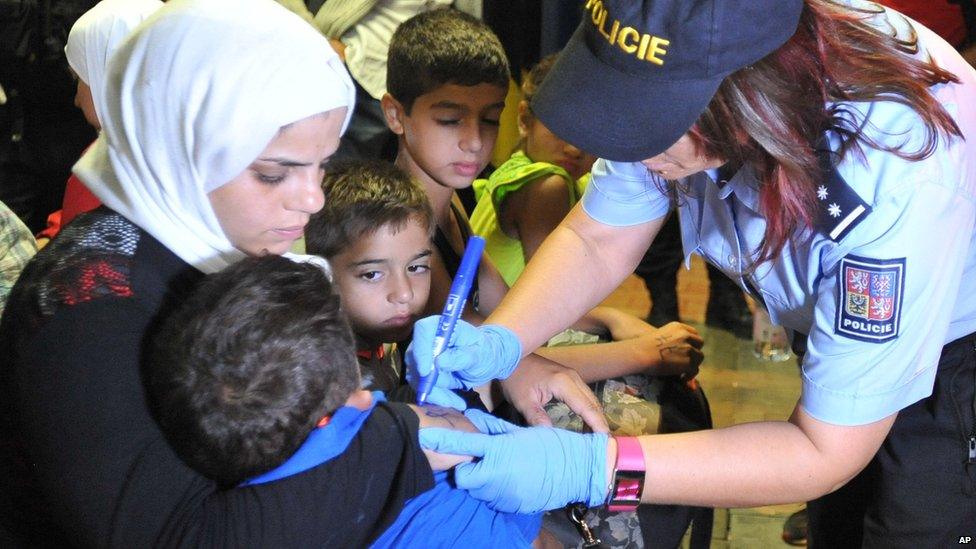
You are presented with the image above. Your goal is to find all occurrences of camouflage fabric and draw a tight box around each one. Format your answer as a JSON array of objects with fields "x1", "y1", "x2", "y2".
[{"x1": 547, "y1": 377, "x2": 663, "y2": 437}]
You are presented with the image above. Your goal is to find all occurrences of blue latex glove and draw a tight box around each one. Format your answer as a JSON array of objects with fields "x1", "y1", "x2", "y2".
[
  {"x1": 419, "y1": 411, "x2": 610, "y2": 514},
  {"x1": 462, "y1": 408, "x2": 518, "y2": 434},
  {"x1": 406, "y1": 318, "x2": 522, "y2": 408}
]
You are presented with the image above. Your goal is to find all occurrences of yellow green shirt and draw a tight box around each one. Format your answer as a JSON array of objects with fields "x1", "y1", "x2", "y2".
[{"x1": 470, "y1": 151, "x2": 588, "y2": 287}]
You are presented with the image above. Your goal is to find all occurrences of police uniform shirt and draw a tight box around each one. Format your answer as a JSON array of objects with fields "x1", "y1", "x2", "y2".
[{"x1": 581, "y1": 5, "x2": 976, "y2": 426}]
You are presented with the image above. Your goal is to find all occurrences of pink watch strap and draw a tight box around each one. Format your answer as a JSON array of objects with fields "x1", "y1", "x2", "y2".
[{"x1": 607, "y1": 436, "x2": 645, "y2": 512}]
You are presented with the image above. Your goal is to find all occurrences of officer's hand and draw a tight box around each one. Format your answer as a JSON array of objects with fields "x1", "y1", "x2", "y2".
[
  {"x1": 406, "y1": 318, "x2": 522, "y2": 408},
  {"x1": 419, "y1": 418, "x2": 610, "y2": 514}
]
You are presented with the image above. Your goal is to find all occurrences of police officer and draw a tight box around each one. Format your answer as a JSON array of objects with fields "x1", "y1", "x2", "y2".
[{"x1": 408, "y1": 0, "x2": 976, "y2": 546}]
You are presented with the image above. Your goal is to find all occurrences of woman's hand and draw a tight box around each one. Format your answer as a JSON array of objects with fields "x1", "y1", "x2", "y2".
[
  {"x1": 419, "y1": 409, "x2": 611, "y2": 513},
  {"x1": 499, "y1": 354, "x2": 610, "y2": 432}
]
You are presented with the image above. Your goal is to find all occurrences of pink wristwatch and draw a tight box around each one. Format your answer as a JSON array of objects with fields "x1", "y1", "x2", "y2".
[{"x1": 607, "y1": 436, "x2": 645, "y2": 512}]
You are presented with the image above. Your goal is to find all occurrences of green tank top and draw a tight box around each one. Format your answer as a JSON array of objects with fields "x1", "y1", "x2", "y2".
[{"x1": 469, "y1": 151, "x2": 588, "y2": 287}]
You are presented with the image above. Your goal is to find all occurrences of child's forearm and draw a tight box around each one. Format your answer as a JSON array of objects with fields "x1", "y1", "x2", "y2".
[
  {"x1": 409, "y1": 404, "x2": 478, "y2": 471},
  {"x1": 535, "y1": 339, "x2": 663, "y2": 383},
  {"x1": 567, "y1": 309, "x2": 610, "y2": 335},
  {"x1": 569, "y1": 306, "x2": 656, "y2": 341},
  {"x1": 539, "y1": 320, "x2": 704, "y2": 382}
]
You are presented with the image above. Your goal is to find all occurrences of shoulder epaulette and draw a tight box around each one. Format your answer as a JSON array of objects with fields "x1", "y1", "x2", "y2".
[{"x1": 813, "y1": 147, "x2": 872, "y2": 242}]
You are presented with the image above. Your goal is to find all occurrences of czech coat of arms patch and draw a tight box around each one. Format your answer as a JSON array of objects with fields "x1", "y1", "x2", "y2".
[{"x1": 836, "y1": 255, "x2": 905, "y2": 343}]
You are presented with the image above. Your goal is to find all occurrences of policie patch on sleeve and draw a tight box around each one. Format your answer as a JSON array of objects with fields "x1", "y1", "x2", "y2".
[{"x1": 835, "y1": 255, "x2": 905, "y2": 343}]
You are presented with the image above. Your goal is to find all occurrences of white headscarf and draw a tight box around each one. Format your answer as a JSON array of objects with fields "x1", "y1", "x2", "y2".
[
  {"x1": 74, "y1": 0, "x2": 355, "y2": 273},
  {"x1": 64, "y1": 0, "x2": 163, "y2": 123}
]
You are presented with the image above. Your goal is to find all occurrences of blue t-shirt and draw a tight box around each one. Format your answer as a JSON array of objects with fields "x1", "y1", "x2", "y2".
[
  {"x1": 582, "y1": 3, "x2": 976, "y2": 426},
  {"x1": 244, "y1": 393, "x2": 541, "y2": 547}
]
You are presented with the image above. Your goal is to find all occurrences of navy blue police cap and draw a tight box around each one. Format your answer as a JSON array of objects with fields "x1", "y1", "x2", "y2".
[{"x1": 532, "y1": 0, "x2": 804, "y2": 162}]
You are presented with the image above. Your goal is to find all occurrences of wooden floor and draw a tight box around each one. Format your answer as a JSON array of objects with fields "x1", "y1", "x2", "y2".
[{"x1": 603, "y1": 255, "x2": 805, "y2": 548}]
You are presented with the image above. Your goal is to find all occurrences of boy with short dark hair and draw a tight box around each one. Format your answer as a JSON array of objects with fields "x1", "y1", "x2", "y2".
[
  {"x1": 381, "y1": 8, "x2": 511, "y2": 410},
  {"x1": 306, "y1": 159, "x2": 434, "y2": 395},
  {"x1": 145, "y1": 255, "x2": 543, "y2": 546}
]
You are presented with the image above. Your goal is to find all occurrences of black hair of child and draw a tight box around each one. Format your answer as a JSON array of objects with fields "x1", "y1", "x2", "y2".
[
  {"x1": 522, "y1": 52, "x2": 561, "y2": 111},
  {"x1": 306, "y1": 158, "x2": 434, "y2": 259},
  {"x1": 387, "y1": 7, "x2": 510, "y2": 113},
  {"x1": 145, "y1": 255, "x2": 360, "y2": 488}
]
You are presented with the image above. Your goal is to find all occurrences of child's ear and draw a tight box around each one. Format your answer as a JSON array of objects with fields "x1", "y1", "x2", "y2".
[
  {"x1": 381, "y1": 93, "x2": 406, "y2": 135},
  {"x1": 516, "y1": 100, "x2": 531, "y2": 138}
]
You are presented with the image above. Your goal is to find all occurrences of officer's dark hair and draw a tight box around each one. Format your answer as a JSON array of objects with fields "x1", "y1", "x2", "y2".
[
  {"x1": 387, "y1": 7, "x2": 510, "y2": 113},
  {"x1": 306, "y1": 158, "x2": 434, "y2": 259},
  {"x1": 145, "y1": 255, "x2": 359, "y2": 488}
]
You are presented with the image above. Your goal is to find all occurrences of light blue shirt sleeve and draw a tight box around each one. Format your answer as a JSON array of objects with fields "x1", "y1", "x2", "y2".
[
  {"x1": 799, "y1": 101, "x2": 976, "y2": 425},
  {"x1": 581, "y1": 159, "x2": 670, "y2": 226}
]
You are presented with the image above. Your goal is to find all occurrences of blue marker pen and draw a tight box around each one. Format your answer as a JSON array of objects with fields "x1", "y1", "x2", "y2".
[{"x1": 416, "y1": 235, "x2": 486, "y2": 405}]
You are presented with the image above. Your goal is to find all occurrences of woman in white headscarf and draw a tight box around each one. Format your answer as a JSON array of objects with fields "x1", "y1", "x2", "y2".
[
  {"x1": 37, "y1": 0, "x2": 162, "y2": 244},
  {"x1": 0, "y1": 0, "x2": 432, "y2": 545}
]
